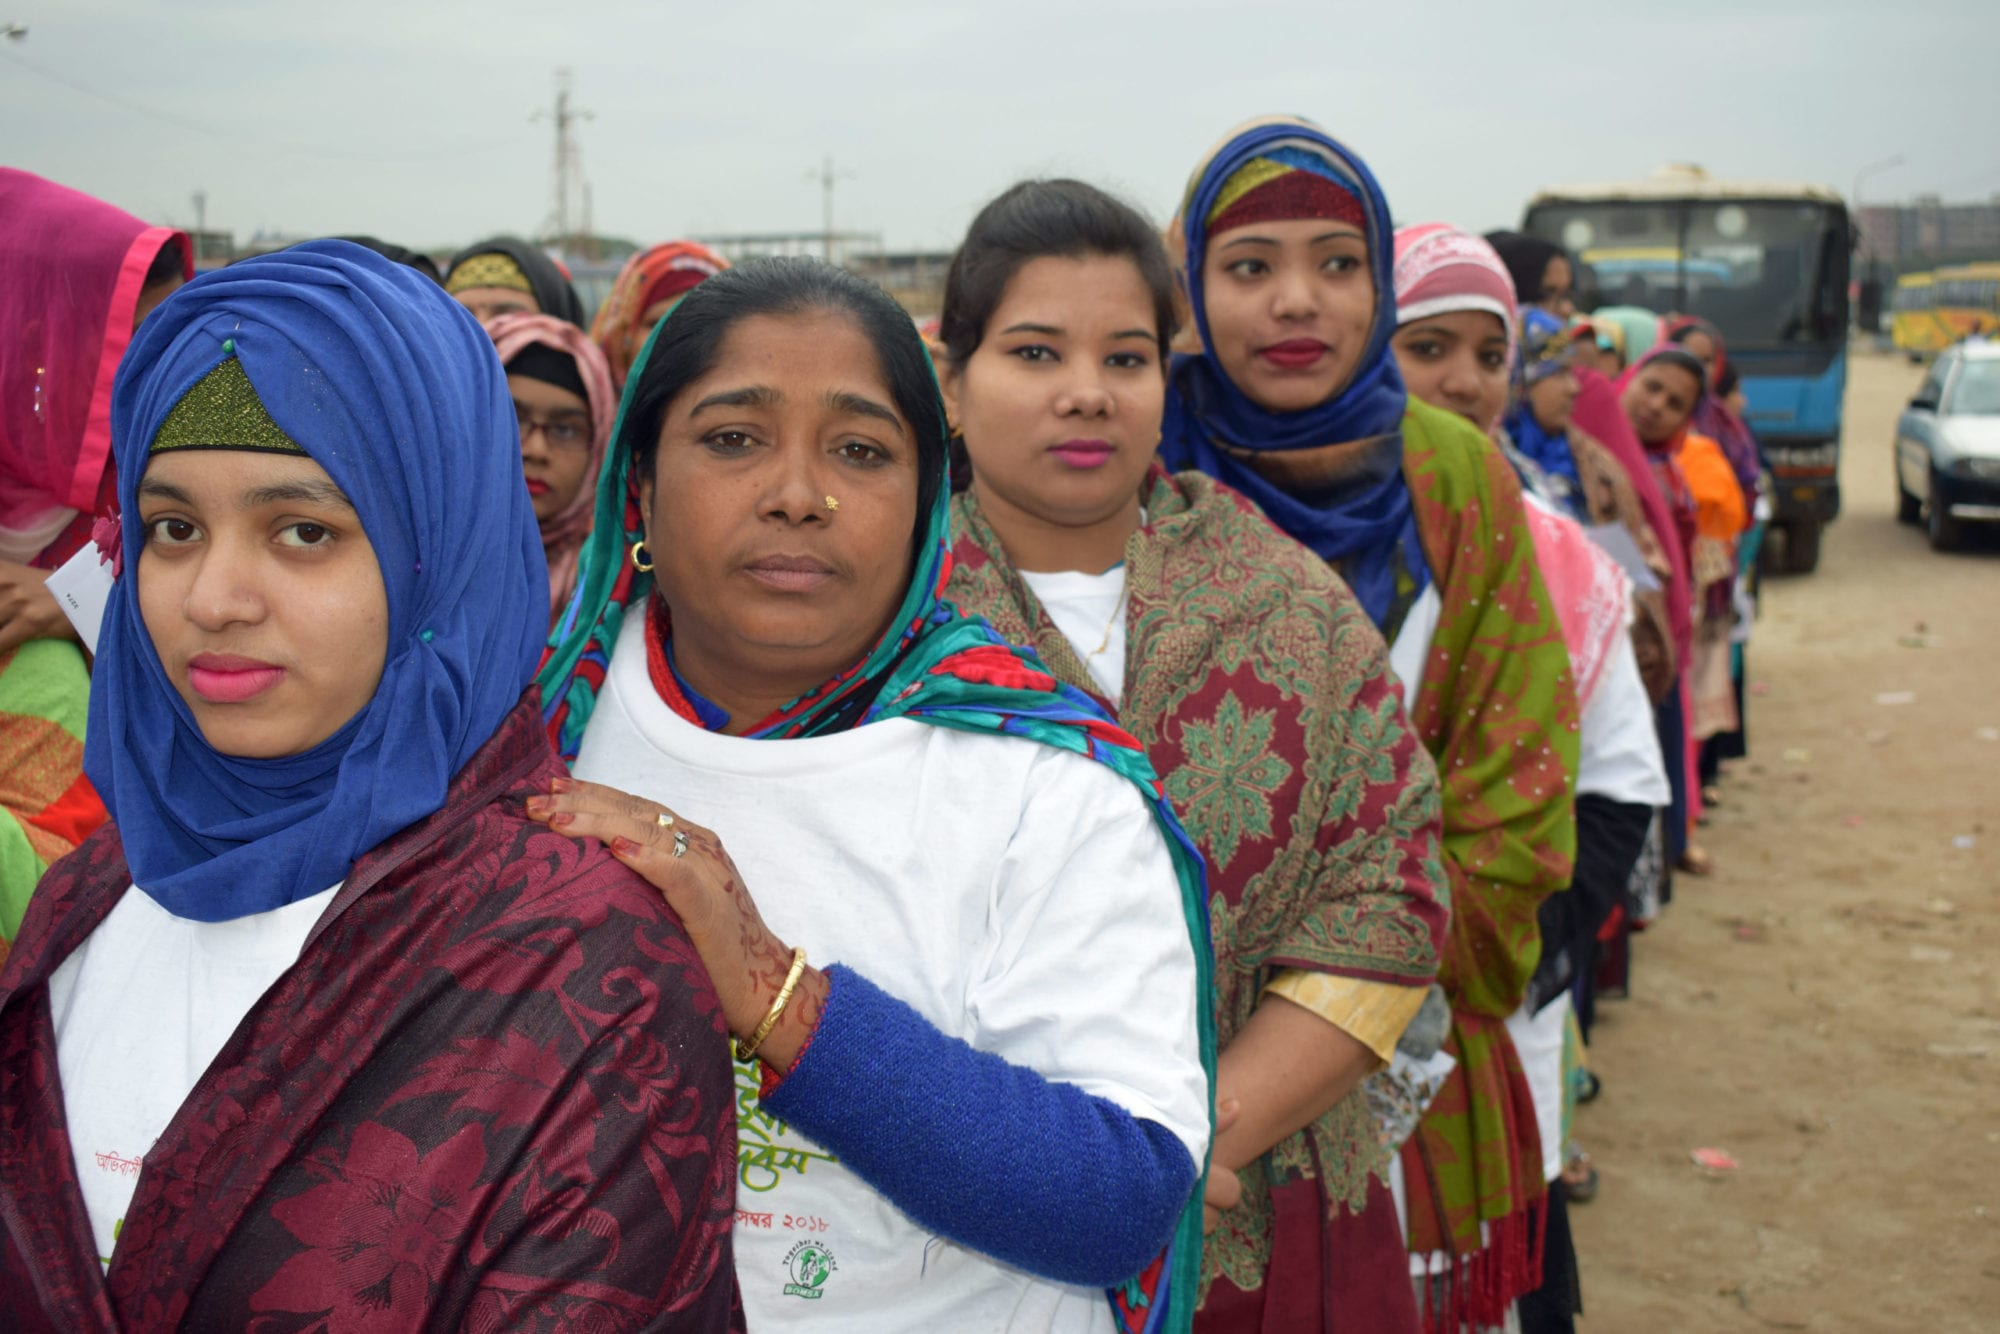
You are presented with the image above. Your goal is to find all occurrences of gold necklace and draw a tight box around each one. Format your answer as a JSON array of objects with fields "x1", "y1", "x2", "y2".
[{"x1": 1089, "y1": 588, "x2": 1128, "y2": 659}]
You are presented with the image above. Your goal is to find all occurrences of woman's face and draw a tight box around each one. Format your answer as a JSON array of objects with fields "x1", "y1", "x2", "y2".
[
  {"x1": 136, "y1": 450, "x2": 388, "y2": 759},
  {"x1": 1200, "y1": 218, "x2": 1374, "y2": 414},
  {"x1": 636, "y1": 296, "x2": 686, "y2": 350},
  {"x1": 1620, "y1": 360, "x2": 1703, "y2": 445},
  {"x1": 1537, "y1": 255, "x2": 1576, "y2": 320},
  {"x1": 133, "y1": 273, "x2": 185, "y2": 331},
  {"x1": 1678, "y1": 329, "x2": 1719, "y2": 378},
  {"x1": 941, "y1": 254, "x2": 1163, "y2": 546},
  {"x1": 1391, "y1": 310, "x2": 1510, "y2": 432},
  {"x1": 641, "y1": 310, "x2": 920, "y2": 698},
  {"x1": 508, "y1": 372, "x2": 593, "y2": 525},
  {"x1": 1527, "y1": 367, "x2": 1580, "y2": 434},
  {"x1": 453, "y1": 287, "x2": 539, "y2": 324}
]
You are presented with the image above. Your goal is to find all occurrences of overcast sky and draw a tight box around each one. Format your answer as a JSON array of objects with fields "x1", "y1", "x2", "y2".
[{"x1": 6, "y1": 0, "x2": 1996, "y2": 255}]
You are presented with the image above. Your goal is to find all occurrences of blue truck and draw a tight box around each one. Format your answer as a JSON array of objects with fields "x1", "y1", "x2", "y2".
[{"x1": 1523, "y1": 165, "x2": 1853, "y2": 572}]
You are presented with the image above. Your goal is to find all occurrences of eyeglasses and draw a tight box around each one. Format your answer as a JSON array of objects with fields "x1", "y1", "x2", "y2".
[{"x1": 514, "y1": 404, "x2": 591, "y2": 452}]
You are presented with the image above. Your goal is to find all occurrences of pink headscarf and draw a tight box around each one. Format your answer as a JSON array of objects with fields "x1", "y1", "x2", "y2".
[
  {"x1": 1392, "y1": 223, "x2": 1630, "y2": 705},
  {"x1": 1, "y1": 170, "x2": 191, "y2": 566},
  {"x1": 484, "y1": 312, "x2": 617, "y2": 621},
  {"x1": 1392, "y1": 222, "x2": 1521, "y2": 385}
]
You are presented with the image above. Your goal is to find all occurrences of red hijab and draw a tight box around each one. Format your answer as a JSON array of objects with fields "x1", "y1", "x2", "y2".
[
  {"x1": 1576, "y1": 358, "x2": 1692, "y2": 662},
  {"x1": 0, "y1": 170, "x2": 190, "y2": 566}
]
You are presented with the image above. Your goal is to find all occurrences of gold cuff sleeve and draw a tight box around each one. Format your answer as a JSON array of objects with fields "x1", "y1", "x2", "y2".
[{"x1": 1262, "y1": 970, "x2": 1431, "y2": 1066}]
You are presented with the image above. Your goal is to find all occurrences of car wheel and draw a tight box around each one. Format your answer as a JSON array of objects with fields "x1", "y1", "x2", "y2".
[
  {"x1": 1897, "y1": 466, "x2": 1923, "y2": 525},
  {"x1": 1927, "y1": 471, "x2": 1964, "y2": 552}
]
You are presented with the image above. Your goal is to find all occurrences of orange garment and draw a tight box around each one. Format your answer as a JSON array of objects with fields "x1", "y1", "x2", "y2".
[
  {"x1": 1676, "y1": 431, "x2": 1746, "y2": 741},
  {"x1": 1677, "y1": 430, "x2": 1748, "y2": 548}
]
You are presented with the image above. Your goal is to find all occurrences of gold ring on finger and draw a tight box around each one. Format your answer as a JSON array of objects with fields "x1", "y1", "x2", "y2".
[{"x1": 656, "y1": 811, "x2": 675, "y2": 829}]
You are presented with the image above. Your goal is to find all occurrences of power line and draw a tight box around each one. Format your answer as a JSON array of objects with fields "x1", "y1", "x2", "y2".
[
  {"x1": 805, "y1": 157, "x2": 856, "y2": 262},
  {"x1": 0, "y1": 48, "x2": 529, "y2": 164},
  {"x1": 531, "y1": 69, "x2": 593, "y2": 246}
]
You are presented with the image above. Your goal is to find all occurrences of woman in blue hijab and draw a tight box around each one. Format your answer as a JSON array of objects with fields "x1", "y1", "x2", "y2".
[
  {"x1": 0, "y1": 242, "x2": 739, "y2": 1329},
  {"x1": 1162, "y1": 118, "x2": 1579, "y2": 1334}
]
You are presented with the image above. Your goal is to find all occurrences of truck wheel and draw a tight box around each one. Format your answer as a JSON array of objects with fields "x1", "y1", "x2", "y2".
[
  {"x1": 1781, "y1": 521, "x2": 1822, "y2": 573},
  {"x1": 1928, "y1": 472, "x2": 1964, "y2": 552}
]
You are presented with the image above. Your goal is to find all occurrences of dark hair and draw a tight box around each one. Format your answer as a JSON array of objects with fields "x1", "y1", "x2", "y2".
[
  {"x1": 143, "y1": 237, "x2": 187, "y2": 290},
  {"x1": 1484, "y1": 230, "x2": 1568, "y2": 305},
  {"x1": 1713, "y1": 362, "x2": 1740, "y2": 398},
  {"x1": 938, "y1": 179, "x2": 1179, "y2": 369},
  {"x1": 333, "y1": 235, "x2": 446, "y2": 286},
  {"x1": 1639, "y1": 347, "x2": 1710, "y2": 398},
  {"x1": 623, "y1": 257, "x2": 944, "y2": 548}
]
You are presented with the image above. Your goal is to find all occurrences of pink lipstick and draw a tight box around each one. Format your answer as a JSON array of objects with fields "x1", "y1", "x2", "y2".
[
  {"x1": 1049, "y1": 439, "x2": 1116, "y2": 470},
  {"x1": 187, "y1": 653, "x2": 287, "y2": 704}
]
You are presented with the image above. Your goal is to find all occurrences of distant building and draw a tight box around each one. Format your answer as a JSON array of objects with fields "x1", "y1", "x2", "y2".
[
  {"x1": 1858, "y1": 196, "x2": 2000, "y2": 269},
  {"x1": 697, "y1": 231, "x2": 884, "y2": 269},
  {"x1": 186, "y1": 229, "x2": 235, "y2": 269},
  {"x1": 692, "y1": 233, "x2": 954, "y2": 317}
]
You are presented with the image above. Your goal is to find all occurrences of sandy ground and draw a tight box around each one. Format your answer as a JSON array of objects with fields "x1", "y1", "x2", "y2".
[{"x1": 1570, "y1": 347, "x2": 2000, "y2": 1331}]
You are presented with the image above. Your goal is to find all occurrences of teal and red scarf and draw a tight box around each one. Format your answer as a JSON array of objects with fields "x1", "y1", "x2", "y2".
[{"x1": 534, "y1": 293, "x2": 1218, "y2": 1334}]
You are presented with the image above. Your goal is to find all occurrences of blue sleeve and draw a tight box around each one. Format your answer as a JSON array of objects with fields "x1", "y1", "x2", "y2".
[{"x1": 762, "y1": 964, "x2": 1197, "y2": 1289}]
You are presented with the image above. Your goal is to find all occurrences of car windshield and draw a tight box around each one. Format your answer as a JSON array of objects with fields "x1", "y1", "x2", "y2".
[
  {"x1": 1524, "y1": 199, "x2": 1842, "y2": 352},
  {"x1": 1948, "y1": 359, "x2": 2000, "y2": 415}
]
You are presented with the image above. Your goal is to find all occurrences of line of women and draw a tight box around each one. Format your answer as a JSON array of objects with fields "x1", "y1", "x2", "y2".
[{"x1": 0, "y1": 110, "x2": 1755, "y2": 1332}]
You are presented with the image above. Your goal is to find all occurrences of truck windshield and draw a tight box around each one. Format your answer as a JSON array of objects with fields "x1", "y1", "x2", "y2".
[{"x1": 1523, "y1": 200, "x2": 1844, "y2": 353}]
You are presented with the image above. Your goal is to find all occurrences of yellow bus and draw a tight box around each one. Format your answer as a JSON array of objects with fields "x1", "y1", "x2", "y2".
[
  {"x1": 1931, "y1": 262, "x2": 2000, "y2": 343},
  {"x1": 1891, "y1": 272, "x2": 1950, "y2": 358}
]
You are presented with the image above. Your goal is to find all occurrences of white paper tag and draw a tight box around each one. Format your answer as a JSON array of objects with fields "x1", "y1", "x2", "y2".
[
  {"x1": 1584, "y1": 522, "x2": 1662, "y2": 592},
  {"x1": 44, "y1": 545, "x2": 116, "y2": 654}
]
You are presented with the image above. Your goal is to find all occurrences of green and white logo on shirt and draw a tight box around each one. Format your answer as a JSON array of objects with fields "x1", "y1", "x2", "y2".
[{"x1": 783, "y1": 1240, "x2": 837, "y2": 1300}]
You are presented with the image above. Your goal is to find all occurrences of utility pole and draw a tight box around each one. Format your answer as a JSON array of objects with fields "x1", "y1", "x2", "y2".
[
  {"x1": 532, "y1": 69, "x2": 594, "y2": 252},
  {"x1": 191, "y1": 190, "x2": 207, "y2": 245},
  {"x1": 806, "y1": 157, "x2": 855, "y2": 263}
]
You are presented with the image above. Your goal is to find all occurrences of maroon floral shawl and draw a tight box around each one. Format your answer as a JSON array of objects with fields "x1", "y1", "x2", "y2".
[
  {"x1": 949, "y1": 467, "x2": 1448, "y2": 1315},
  {"x1": 0, "y1": 697, "x2": 741, "y2": 1332}
]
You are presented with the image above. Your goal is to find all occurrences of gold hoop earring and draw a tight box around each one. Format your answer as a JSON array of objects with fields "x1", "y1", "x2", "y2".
[{"x1": 630, "y1": 540, "x2": 654, "y2": 572}]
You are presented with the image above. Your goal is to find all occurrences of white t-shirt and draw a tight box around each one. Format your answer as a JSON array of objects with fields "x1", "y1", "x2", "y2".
[
  {"x1": 1503, "y1": 992, "x2": 1573, "y2": 1184},
  {"x1": 1577, "y1": 627, "x2": 1670, "y2": 807},
  {"x1": 1019, "y1": 565, "x2": 1127, "y2": 706},
  {"x1": 574, "y1": 613, "x2": 1207, "y2": 1333},
  {"x1": 46, "y1": 882, "x2": 339, "y2": 1267},
  {"x1": 1387, "y1": 584, "x2": 1443, "y2": 702}
]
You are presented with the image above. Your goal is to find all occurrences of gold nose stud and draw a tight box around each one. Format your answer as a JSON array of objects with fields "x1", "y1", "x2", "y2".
[{"x1": 824, "y1": 495, "x2": 840, "y2": 512}]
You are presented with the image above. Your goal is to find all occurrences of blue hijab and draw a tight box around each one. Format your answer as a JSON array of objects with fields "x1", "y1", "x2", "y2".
[
  {"x1": 1504, "y1": 307, "x2": 1585, "y2": 513},
  {"x1": 86, "y1": 241, "x2": 549, "y2": 922},
  {"x1": 1158, "y1": 116, "x2": 1427, "y2": 628}
]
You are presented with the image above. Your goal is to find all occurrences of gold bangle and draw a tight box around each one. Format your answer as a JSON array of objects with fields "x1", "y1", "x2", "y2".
[{"x1": 735, "y1": 946, "x2": 808, "y2": 1064}]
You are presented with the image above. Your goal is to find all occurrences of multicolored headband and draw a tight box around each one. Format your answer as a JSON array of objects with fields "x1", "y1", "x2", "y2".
[{"x1": 1207, "y1": 145, "x2": 1366, "y2": 234}]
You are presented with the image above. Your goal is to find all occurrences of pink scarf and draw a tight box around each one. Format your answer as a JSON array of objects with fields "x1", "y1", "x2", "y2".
[
  {"x1": 1571, "y1": 365, "x2": 1691, "y2": 664},
  {"x1": 484, "y1": 312, "x2": 616, "y2": 621},
  {"x1": 0, "y1": 170, "x2": 189, "y2": 565},
  {"x1": 1523, "y1": 498, "x2": 1628, "y2": 707}
]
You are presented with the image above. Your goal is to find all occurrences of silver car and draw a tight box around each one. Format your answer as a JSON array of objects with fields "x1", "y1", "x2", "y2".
[{"x1": 1895, "y1": 340, "x2": 2000, "y2": 550}]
